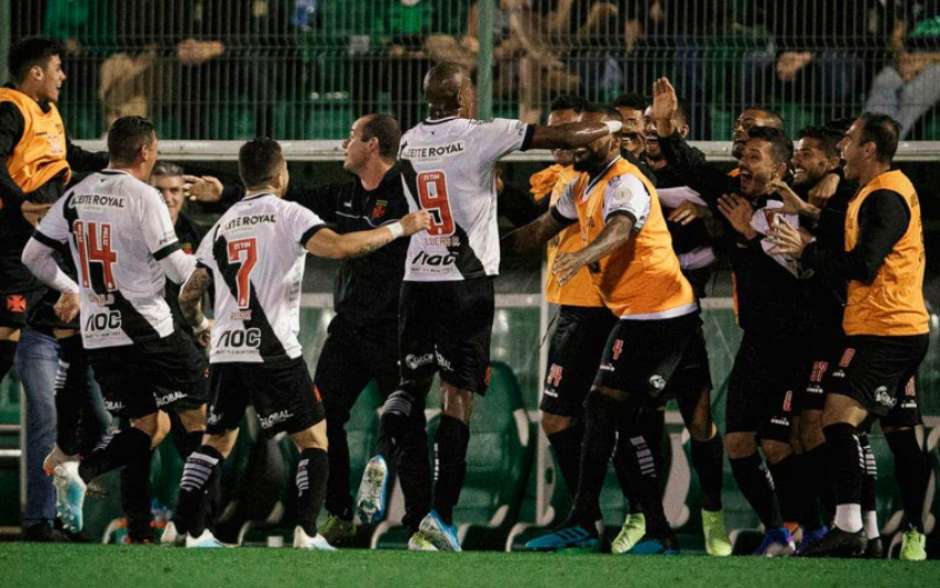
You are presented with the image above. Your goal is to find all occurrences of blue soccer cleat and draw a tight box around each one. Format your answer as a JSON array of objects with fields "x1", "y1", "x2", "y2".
[
  {"x1": 524, "y1": 524, "x2": 600, "y2": 552},
  {"x1": 754, "y1": 527, "x2": 796, "y2": 557},
  {"x1": 628, "y1": 534, "x2": 680, "y2": 555},
  {"x1": 418, "y1": 510, "x2": 462, "y2": 552},
  {"x1": 355, "y1": 455, "x2": 389, "y2": 526},
  {"x1": 53, "y1": 462, "x2": 86, "y2": 533},
  {"x1": 796, "y1": 525, "x2": 829, "y2": 555}
]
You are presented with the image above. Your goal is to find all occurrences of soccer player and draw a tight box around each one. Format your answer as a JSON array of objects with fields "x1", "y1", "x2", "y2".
[
  {"x1": 503, "y1": 104, "x2": 724, "y2": 555},
  {"x1": 171, "y1": 138, "x2": 430, "y2": 549},
  {"x1": 355, "y1": 62, "x2": 623, "y2": 552},
  {"x1": 770, "y1": 114, "x2": 931, "y2": 560},
  {"x1": 20, "y1": 116, "x2": 206, "y2": 535}
]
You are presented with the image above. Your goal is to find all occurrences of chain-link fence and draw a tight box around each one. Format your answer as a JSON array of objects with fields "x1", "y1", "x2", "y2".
[{"x1": 8, "y1": 1, "x2": 940, "y2": 140}]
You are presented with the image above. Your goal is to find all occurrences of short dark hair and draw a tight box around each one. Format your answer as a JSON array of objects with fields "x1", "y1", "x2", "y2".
[
  {"x1": 612, "y1": 92, "x2": 647, "y2": 111},
  {"x1": 746, "y1": 126, "x2": 792, "y2": 165},
  {"x1": 152, "y1": 161, "x2": 184, "y2": 177},
  {"x1": 361, "y1": 114, "x2": 401, "y2": 160},
  {"x1": 857, "y1": 112, "x2": 900, "y2": 164},
  {"x1": 582, "y1": 102, "x2": 622, "y2": 122},
  {"x1": 239, "y1": 138, "x2": 283, "y2": 188},
  {"x1": 9, "y1": 37, "x2": 63, "y2": 83},
  {"x1": 742, "y1": 105, "x2": 784, "y2": 129},
  {"x1": 549, "y1": 94, "x2": 587, "y2": 113},
  {"x1": 107, "y1": 116, "x2": 156, "y2": 165},
  {"x1": 797, "y1": 125, "x2": 842, "y2": 158}
]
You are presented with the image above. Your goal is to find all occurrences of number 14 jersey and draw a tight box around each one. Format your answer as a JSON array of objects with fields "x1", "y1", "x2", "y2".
[
  {"x1": 195, "y1": 193, "x2": 326, "y2": 365},
  {"x1": 399, "y1": 117, "x2": 532, "y2": 281}
]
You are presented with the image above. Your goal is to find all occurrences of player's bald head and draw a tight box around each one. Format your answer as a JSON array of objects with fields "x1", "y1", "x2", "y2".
[{"x1": 424, "y1": 62, "x2": 472, "y2": 115}]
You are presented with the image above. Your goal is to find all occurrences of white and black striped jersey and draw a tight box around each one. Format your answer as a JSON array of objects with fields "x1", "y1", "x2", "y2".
[
  {"x1": 399, "y1": 117, "x2": 532, "y2": 281},
  {"x1": 195, "y1": 193, "x2": 326, "y2": 364},
  {"x1": 33, "y1": 169, "x2": 189, "y2": 349}
]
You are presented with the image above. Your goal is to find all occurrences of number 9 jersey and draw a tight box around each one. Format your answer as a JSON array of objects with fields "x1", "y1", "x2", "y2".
[
  {"x1": 399, "y1": 116, "x2": 532, "y2": 281},
  {"x1": 33, "y1": 170, "x2": 193, "y2": 349},
  {"x1": 195, "y1": 193, "x2": 327, "y2": 365}
]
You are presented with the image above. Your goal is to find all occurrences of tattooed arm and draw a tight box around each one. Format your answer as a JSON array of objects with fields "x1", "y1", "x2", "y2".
[
  {"x1": 179, "y1": 266, "x2": 212, "y2": 346},
  {"x1": 501, "y1": 209, "x2": 570, "y2": 258},
  {"x1": 553, "y1": 214, "x2": 635, "y2": 285},
  {"x1": 305, "y1": 209, "x2": 431, "y2": 259}
]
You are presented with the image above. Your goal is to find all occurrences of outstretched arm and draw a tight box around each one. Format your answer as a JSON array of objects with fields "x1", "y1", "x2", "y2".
[
  {"x1": 552, "y1": 214, "x2": 634, "y2": 285},
  {"x1": 179, "y1": 266, "x2": 212, "y2": 346},
  {"x1": 501, "y1": 209, "x2": 570, "y2": 258},
  {"x1": 527, "y1": 120, "x2": 621, "y2": 150},
  {"x1": 305, "y1": 210, "x2": 431, "y2": 259}
]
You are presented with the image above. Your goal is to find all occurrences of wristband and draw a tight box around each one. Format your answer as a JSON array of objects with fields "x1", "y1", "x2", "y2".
[
  {"x1": 193, "y1": 316, "x2": 210, "y2": 335},
  {"x1": 604, "y1": 120, "x2": 623, "y2": 135},
  {"x1": 387, "y1": 222, "x2": 404, "y2": 239}
]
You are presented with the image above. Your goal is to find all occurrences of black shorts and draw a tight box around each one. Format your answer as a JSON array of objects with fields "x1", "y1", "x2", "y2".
[
  {"x1": 823, "y1": 334, "x2": 928, "y2": 419},
  {"x1": 314, "y1": 314, "x2": 399, "y2": 417},
  {"x1": 726, "y1": 336, "x2": 806, "y2": 443},
  {"x1": 88, "y1": 329, "x2": 208, "y2": 420},
  {"x1": 207, "y1": 357, "x2": 325, "y2": 437},
  {"x1": 540, "y1": 305, "x2": 618, "y2": 417},
  {"x1": 880, "y1": 375, "x2": 923, "y2": 429},
  {"x1": 398, "y1": 278, "x2": 494, "y2": 395},
  {"x1": 0, "y1": 289, "x2": 44, "y2": 329},
  {"x1": 798, "y1": 330, "x2": 844, "y2": 414},
  {"x1": 593, "y1": 312, "x2": 710, "y2": 407}
]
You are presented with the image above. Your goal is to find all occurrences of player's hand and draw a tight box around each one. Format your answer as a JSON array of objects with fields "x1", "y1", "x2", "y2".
[
  {"x1": 650, "y1": 77, "x2": 678, "y2": 136},
  {"x1": 667, "y1": 201, "x2": 711, "y2": 226},
  {"x1": 193, "y1": 318, "x2": 212, "y2": 348},
  {"x1": 770, "y1": 179, "x2": 810, "y2": 215},
  {"x1": 717, "y1": 193, "x2": 757, "y2": 239},
  {"x1": 767, "y1": 221, "x2": 808, "y2": 258},
  {"x1": 807, "y1": 172, "x2": 840, "y2": 208},
  {"x1": 54, "y1": 292, "x2": 80, "y2": 323},
  {"x1": 43, "y1": 444, "x2": 77, "y2": 476},
  {"x1": 552, "y1": 251, "x2": 586, "y2": 286},
  {"x1": 400, "y1": 210, "x2": 432, "y2": 236},
  {"x1": 183, "y1": 175, "x2": 224, "y2": 203},
  {"x1": 20, "y1": 201, "x2": 53, "y2": 227}
]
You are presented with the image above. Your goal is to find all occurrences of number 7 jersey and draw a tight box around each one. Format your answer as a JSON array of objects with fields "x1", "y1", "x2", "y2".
[
  {"x1": 195, "y1": 193, "x2": 327, "y2": 364},
  {"x1": 33, "y1": 170, "x2": 190, "y2": 349},
  {"x1": 399, "y1": 116, "x2": 532, "y2": 281}
]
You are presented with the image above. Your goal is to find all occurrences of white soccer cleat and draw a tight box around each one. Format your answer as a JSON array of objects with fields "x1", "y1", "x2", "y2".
[
  {"x1": 43, "y1": 444, "x2": 77, "y2": 476},
  {"x1": 53, "y1": 461, "x2": 86, "y2": 533},
  {"x1": 185, "y1": 529, "x2": 225, "y2": 548},
  {"x1": 355, "y1": 455, "x2": 389, "y2": 525},
  {"x1": 161, "y1": 521, "x2": 185, "y2": 546},
  {"x1": 293, "y1": 526, "x2": 337, "y2": 551}
]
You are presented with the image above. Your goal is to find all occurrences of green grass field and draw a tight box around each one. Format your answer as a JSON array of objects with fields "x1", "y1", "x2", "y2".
[{"x1": 1, "y1": 544, "x2": 938, "y2": 587}]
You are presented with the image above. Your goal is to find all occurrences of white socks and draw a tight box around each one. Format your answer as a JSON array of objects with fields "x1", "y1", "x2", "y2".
[{"x1": 834, "y1": 503, "x2": 863, "y2": 533}]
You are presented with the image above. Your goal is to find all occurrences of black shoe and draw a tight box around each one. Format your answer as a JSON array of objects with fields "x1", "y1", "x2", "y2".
[
  {"x1": 22, "y1": 523, "x2": 71, "y2": 543},
  {"x1": 864, "y1": 536, "x2": 884, "y2": 559},
  {"x1": 799, "y1": 527, "x2": 866, "y2": 558}
]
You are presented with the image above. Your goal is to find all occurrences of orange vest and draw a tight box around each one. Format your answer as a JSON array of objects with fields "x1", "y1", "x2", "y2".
[
  {"x1": 570, "y1": 158, "x2": 696, "y2": 318},
  {"x1": 0, "y1": 87, "x2": 70, "y2": 195},
  {"x1": 530, "y1": 164, "x2": 603, "y2": 307},
  {"x1": 843, "y1": 170, "x2": 928, "y2": 336}
]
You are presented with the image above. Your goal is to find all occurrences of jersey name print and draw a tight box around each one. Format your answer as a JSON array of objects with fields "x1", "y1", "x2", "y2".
[
  {"x1": 196, "y1": 193, "x2": 325, "y2": 365},
  {"x1": 399, "y1": 117, "x2": 531, "y2": 282},
  {"x1": 34, "y1": 169, "x2": 183, "y2": 348}
]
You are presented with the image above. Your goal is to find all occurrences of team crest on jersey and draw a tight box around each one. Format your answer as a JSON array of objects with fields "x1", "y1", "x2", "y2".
[
  {"x1": 372, "y1": 200, "x2": 387, "y2": 219},
  {"x1": 874, "y1": 386, "x2": 896, "y2": 408},
  {"x1": 783, "y1": 390, "x2": 793, "y2": 412},
  {"x1": 612, "y1": 339, "x2": 624, "y2": 361},
  {"x1": 5, "y1": 294, "x2": 26, "y2": 313},
  {"x1": 181, "y1": 242, "x2": 194, "y2": 254},
  {"x1": 649, "y1": 374, "x2": 666, "y2": 392},
  {"x1": 547, "y1": 364, "x2": 564, "y2": 388},
  {"x1": 838, "y1": 348, "x2": 856, "y2": 368}
]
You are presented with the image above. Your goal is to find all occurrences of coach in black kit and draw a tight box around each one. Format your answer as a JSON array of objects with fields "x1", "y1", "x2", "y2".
[{"x1": 292, "y1": 114, "x2": 432, "y2": 544}]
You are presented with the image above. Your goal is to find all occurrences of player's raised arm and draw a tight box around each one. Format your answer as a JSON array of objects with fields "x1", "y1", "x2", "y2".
[
  {"x1": 305, "y1": 210, "x2": 431, "y2": 259},
  {"x1": 526, "y1": 119, "x2": 623, "y2": 151}
]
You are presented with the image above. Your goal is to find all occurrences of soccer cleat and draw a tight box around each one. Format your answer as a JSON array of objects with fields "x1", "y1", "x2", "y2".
[
  {"x1": 418, "y1": 511, "x2": 462, "y2": 552},
  {"x1": 53, "y1": 462, "x2": 86, "y2": 533},
  {"x1": 753, "y1": 527, "x2": 796, "y2": 557},
  {"x1": 185, "y1": 529, "x2": 225, "y2": 548},
  {"x1": 524, "y1": 524, "x2": 600, "y2": 552},
  {"x1": 796, "y1": 525, "x2": 829, "y2": 555},
  {"x1": 355, "y1": 455, "x2": 389, "y2": 526},
  {"x1": 160, "y1": 521, "x2": 185, "y2": 547},
  {"x1": 408, "y1": 531, "x2": 439, "y2": 551},
  {"x1": 319, "y1": 514, "x2": 356, "y2": 547},
  {"x1": 43, "y1": 445, "x2": 76, "y2": 476},
  {"x1": 798, "y1": 527, "x2": 865, "y2": 558},
  {"x1": 701, "y1": 509, "x2": 732, "y2": 557},
  {"x1": 292, "y1": 526, "x2": 337, "y2": 551},
  {"x1": 628, "y1": 534, "x2": 680, "y2": 555},
  {"x1": 864, "y1": 536, "x2": 884, "y2": 559},
  {"x1": 899, "y1": 529, "x2": 927, "y2": 561},
  {"x1": 611, "y1": 513, "x2": 646, "y2": 554}
]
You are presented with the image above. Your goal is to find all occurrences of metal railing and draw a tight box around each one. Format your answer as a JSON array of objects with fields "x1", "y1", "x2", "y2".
[{"x1": 5, "y1": 1, "x2": 940, "y2": 141}]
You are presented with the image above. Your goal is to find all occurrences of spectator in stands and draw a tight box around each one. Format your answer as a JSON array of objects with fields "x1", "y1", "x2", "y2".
[{"x1": 866, "y1": 4, "x2": 940, "y2": 138}]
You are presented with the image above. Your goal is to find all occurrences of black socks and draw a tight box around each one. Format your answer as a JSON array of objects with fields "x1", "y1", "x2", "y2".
[
  {"x1": 729, "y1": 453, "x2": 783, "y2": 529},
  {"x1": 690, "y1": 433, "x2": 724, "y2": 512},
  {"x1": 296, "y1": 447, "x2": 329, "y2": 537},
  {"x1": 78, "y1": 426, "x2": 151, "y2": 484},
  {"x1": 432, "y1": 415, "x2": 470, "y2": 524}
]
